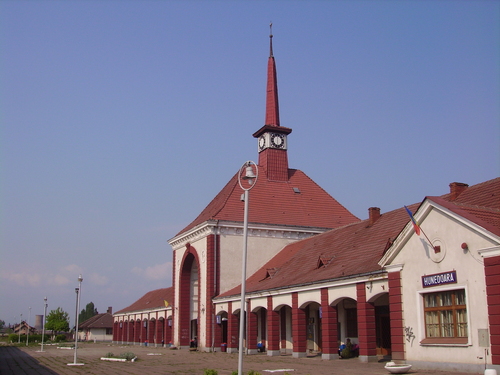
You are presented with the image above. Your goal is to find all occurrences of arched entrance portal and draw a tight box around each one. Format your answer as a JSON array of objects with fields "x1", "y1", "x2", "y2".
[{"x1": 179, "y1": 252, "x2": 200, "y2": 347}]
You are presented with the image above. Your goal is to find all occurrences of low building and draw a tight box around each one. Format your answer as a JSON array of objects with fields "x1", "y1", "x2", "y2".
[
  {"x1": 12, "y1": 321, "x2": 35, "y2": 336},
  {"x1": 78, "y1": 308, "x2": 114, "y2": 342},
  {"x1": 113, "y1": 287, "x2": 173, "y2": 347}
]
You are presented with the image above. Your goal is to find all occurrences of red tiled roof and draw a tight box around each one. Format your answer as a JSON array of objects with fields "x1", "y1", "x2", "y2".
[
  {"x1": 265, "y1": 34, "x2": 279, "y2": 127},
  {"x1": 114, "y1": 287, "x2": 173, "y2": 315},
  {"x1": 219, "y1": 177, "x2": 500, "y2": 298},
  {"x1": 443, "y1": 177, "x2": 500, "y2": 209},
  {"x1": 176, "y1": 168, "x2": 359, "y2": 236},
  {"x1": 428, "y1": 177, "x2": 500, "y2": 236},
  {"x1": 220, "y1": 204, "x2": 419, "y2": 297},
  {"x1": 79, "y1": 313, "x2": 113, "y2": 329}
]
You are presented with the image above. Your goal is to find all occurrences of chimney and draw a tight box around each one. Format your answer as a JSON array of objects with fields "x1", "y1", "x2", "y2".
[
  {"x1": 449, "y1": 182, "x2": 468, "y2": 201},
  {"x1": 107, "y1": 307, "x2": 112, "y2": 314},
  {"x1": 368, "y1": 207, "x2": 381, "y2": 226}
]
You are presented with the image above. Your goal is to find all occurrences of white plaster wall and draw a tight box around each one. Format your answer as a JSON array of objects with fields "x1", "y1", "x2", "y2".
[
  {"x1": 273, "y1": 294, "x2": 292, "y2": 309},
  {"x1": 84, "y1": 328, "x2": 113, "y2": 341},
  {"x1": 329, "y1": 284, "x2": 357, "y2": 305},
  {"x1": 219, "y1": 234, "x2": 296, "y2": 293},
  {"x1": 250, "y1": 296, "x2": 267, "y2": 311},
  {"x1": 231, "y1": 299, "x2": 242, "y2": 313},
  {"x1": 215, "y1": 303, "x2": 229, "y2": 316},
  {"x1": 298, "y1": 289, "x2": 320, "y2": 307},
  {"x1": 366, "y1": 279, "x2": 388, "y2": 303},
  {"x1": 391, "y1": 208, "x2": 497, "y2": 365}
]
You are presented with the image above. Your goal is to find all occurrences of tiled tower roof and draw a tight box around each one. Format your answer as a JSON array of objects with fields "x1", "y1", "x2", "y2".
[
  {"x1": 176, "y1": 168, "x2": 359, "y2": 236},
  {"x1": 265, "y1": 27, "x2": 279, "y2": 127},
  {"x1": 175, "y1": 30, "x2": 359, "y2": 238}
]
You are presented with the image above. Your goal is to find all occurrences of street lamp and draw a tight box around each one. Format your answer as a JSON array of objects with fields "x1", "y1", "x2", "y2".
[
  {"x1": 18, "y1": 313, "x2": 22, "y2": 343},
  {"x1": 39, "y1": 297, "x2": 48, "y2": 352},
  {"x1": 68, "y1": 274, "x2": 84, "y2": 366},
  {"x1": 237, "y1": 161, "x2": 258, "y2": 375},
  {"x1": 26, "y1": 307, "x2": 31, "y2": 346}
]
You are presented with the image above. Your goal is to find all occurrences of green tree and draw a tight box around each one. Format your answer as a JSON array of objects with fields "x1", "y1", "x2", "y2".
[
  {"x1": 45, "y1": 307, "x2": 70, "y2": 333},
  {"x1": 79, "y1": 302, "x2": 98, "y2": 324},
  {"x1": 0, "y1": 319, "x2": 5, "y2": 330}
]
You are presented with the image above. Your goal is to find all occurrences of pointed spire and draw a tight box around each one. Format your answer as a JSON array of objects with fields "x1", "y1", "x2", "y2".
[
  {"x1": 269, "y1": 22, "x2": 274, "y2": 57},
  {"x1": 265, "y1": 22, "x2": 280, "y2": 126},
  {"x1": 253, "y1": 26, "x2": 292, "y2": 182}
]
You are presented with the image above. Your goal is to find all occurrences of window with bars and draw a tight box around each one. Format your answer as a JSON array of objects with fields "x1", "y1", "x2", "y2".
[{"x1": 422, "y1": 289, "x2": 467, "y2": 344}]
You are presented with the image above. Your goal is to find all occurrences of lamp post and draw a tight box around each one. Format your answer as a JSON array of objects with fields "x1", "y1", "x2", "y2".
[
  {"x1": 26, "y1": 307, "x2": 31, "y2": 346},
  {"x1": 237, "y1": 161, "x2": 258, "y2": 375},
  {"x1": 68, "y1": 274, "x2": 84, "y2": 366},
  {"x1": 18, "y1": 313, "x2": 22, "y2": 343},
  {"x1": 39, "y1": 297, "x2": 48, "y2": 352}
]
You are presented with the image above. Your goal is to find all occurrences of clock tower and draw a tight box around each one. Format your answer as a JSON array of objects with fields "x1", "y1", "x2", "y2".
[{"x1": 253, "y1": 27, "x2": 292, "y2": 181}]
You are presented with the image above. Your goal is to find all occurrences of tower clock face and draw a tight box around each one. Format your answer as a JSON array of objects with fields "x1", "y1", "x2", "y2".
[
  {"x1": 270, "y1": 133, "x2": 285, "y2": 149},
  {"x1": 259, "y1": 136, "x2": 266, "y2": 150}
]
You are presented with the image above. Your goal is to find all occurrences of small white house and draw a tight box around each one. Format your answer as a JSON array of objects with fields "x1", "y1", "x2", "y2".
[{"x1": 79, "y1": 310, "x2": 113, "y2": 342}]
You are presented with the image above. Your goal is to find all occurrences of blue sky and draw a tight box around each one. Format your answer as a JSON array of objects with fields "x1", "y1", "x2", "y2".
[{"x1": 1, "y1": 0, "x2": 498, "y2": 326}]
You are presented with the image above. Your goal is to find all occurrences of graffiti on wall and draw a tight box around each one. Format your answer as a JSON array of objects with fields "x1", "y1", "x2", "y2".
[{"x1": 404, "y1": 326, "x2": 415, "y2": 346}]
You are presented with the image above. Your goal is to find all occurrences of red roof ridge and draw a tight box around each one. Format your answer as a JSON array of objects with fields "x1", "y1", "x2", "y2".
[
  {"x1": 173, "y1": 168, "x2": 359, "y2": 238},
  {"x1": 114, "y1": 287, "x2": 174, "y2": 315},
  {"x1": 79, "y1": 312, "x2": 113, "y2": 329},
  {"x1": 216, "y1": 204, "x2": 418, "y2": 299}
]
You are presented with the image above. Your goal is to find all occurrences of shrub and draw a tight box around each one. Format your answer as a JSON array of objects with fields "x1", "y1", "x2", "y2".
[
  {"x1": 54, "y1": 334, "x2": 66, "y2": 342},
  {"x1": 204, "y1": 370, "x2": 218, "y2": 375},
  {"x1": 8, "y1": 334, "x2": 18, "y2": 343},
  {"x1": 104, "y1": 352, "x2": 114, "y2": 358},
  {"x1": 119, "y1": 352, "x2": 136, "y2": 360}
]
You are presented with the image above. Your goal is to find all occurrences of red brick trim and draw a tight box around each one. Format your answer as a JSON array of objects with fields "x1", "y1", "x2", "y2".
[
  {"x1": 388, "y1": 271, "x2": 405, "y2": 360},
  {"x1": 179, "y1": 247, "x2": 200, "y2": 347},
  {"x1": 267, "y1": 296, "x2": 280, "y2": 351},
  {"x1": 357, "y1": 283, "x2": 377, "y2": 357},
  {"x1": 485, "y1": 255, "x2": 500, "y2": 365},
  {"x1": 172, "y1": 250, "x2": 176, "y2": 345},
  {"x1": 248, "y1": 311, "x2": 258, "y2": 350},
  {"x1": 292, "y1": 292, "x2": 306, "y2": 354},
  {"x1": 205, "y1": 234, "x2": 219, "y2": 349},
  {"x1": 321, "y1": 288, "x2": 338, "y2": 355},
  {"x1": 227, "y1": 302, "x2": 239, "y2": 350}
]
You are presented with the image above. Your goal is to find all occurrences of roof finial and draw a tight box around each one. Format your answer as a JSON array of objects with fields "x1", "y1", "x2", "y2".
[{"x1": 269, "y1": 22, "x2": 273, "y2": 57}]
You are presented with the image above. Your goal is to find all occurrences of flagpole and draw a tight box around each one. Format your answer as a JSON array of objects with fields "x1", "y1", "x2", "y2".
[
  {"x1": 404, "y1": 205, "x2": 439, "y2": 253},
  {"x1": 419, "y1": 226, "x2": 440, "y2": 253}
]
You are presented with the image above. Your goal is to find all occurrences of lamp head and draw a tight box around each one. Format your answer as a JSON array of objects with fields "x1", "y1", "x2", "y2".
[
  {"x1": 78, "y1": 274, "x2": 83, "y2": 283},
  {"x1": 242, "y1": 164, "x2": 256, "y2": 185}
]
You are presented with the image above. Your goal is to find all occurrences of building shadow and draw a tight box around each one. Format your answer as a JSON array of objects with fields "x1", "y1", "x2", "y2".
[{"x1": 0, "y1": 346, "x2": 59, "y2": 375}]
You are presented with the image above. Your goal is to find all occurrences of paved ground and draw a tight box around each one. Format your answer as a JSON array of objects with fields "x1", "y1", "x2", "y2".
[{"x1": 0, "y1": 342, "x2": 484, "y2": 375}]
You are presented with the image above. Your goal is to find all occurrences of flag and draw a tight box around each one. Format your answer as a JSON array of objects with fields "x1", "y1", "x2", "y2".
[
  {"x1": 164, "y1": 300, "x2": 169, "y2": 308},
  {"x1": 404, "y1": 206, "x2": 421, "y2": 236}
]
